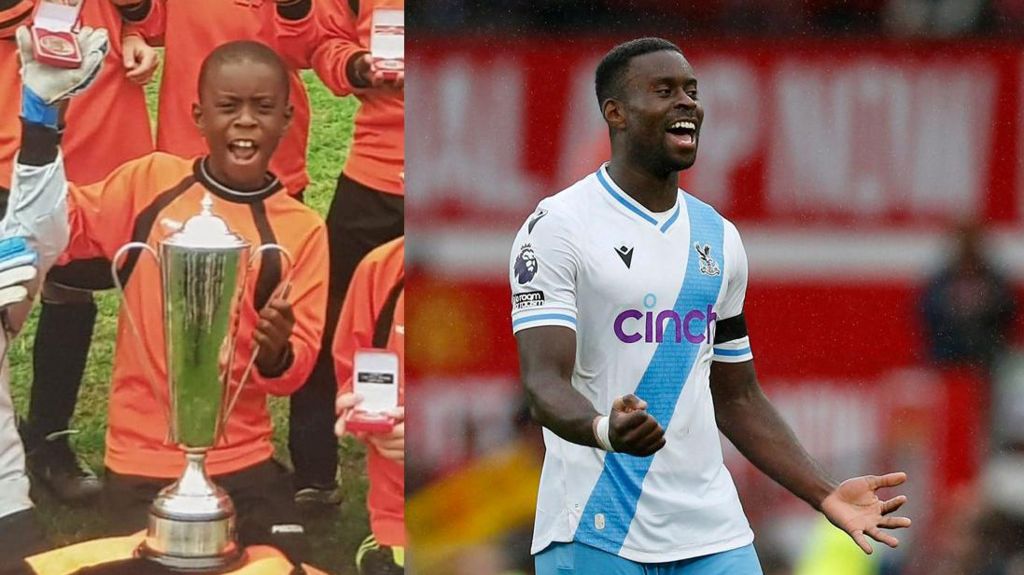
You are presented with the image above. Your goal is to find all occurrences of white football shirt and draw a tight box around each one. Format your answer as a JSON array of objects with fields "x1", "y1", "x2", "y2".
[{"x1": 510, "y1": 164, "x2": 755, "y2": 562}]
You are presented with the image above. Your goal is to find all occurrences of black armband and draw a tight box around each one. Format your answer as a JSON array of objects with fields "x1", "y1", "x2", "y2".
[{"x1": 714, "y1": 313, "x2": 748, "y2": 344}]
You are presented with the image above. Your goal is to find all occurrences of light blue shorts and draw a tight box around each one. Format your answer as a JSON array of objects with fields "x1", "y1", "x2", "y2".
[{"x1": 535, "y1": 541, "x2": 763, "y2": 575}]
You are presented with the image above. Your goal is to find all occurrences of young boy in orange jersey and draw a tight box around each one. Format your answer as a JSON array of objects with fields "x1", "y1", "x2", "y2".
[
  {"x1": 0, "y1": 0, "x2": 160, "y2": 504},
  {"x1": 126, "y1": 0, "x2": 312, "y2": 199},
  {"x1": 274, "y1": 0, "x2": 404, "y2": 507},
  {"x1": 333, "y1": 237, "x2": 405, "y2": 575},
  {"x1": 13, "y1": 34, "x2": 329, "y2": 563}
]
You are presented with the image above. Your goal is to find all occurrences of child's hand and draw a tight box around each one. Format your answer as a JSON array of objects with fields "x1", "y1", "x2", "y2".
[
  {"x1": 365, "y1": 406, "x2": 404, "y2": 463},
  {"x1": 350, "y1": 53, "x2": 404, "y2": 91},
  {"x1": 254, "y1": 297, "x2": 295, "y2": 376},
  {"x1": 334, "y1": 392, "x2": 363, "y2": 437},
  {"x1": 122, "y1": 34, "x2": 159, "y2": 85}
]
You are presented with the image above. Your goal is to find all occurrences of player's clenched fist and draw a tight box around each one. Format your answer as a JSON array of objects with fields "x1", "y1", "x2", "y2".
[
  {"x1": 254, "y1": 297, "x2": 295, "y2": 375},
  {"x1": 606, "y1": 394, "x2": 666, "y2": 456}
]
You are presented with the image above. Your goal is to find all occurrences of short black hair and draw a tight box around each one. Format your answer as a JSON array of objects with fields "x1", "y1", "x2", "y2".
[
  {"x1": 594, "y1": 37, "x2": 683, "y2": 105},
  {"x1": 198, "y1": 40, "x2": 290, "y2": 100}
]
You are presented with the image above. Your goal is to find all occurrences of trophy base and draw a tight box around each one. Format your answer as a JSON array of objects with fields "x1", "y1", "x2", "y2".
[
  {"x1": 138, "y1": 513, "x2": 245, "y2": 573},
  {"x1": 137, "y1": 542, "x2": 244, "y2": 574},
  {"x1": 137, "y1": 451, "x2": 244, "y2": 573}
]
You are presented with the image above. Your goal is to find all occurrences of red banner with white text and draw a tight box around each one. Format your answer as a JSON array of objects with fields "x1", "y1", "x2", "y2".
[{"x1": 409, "y1": 38, "x2": 1024, "y2": 231}]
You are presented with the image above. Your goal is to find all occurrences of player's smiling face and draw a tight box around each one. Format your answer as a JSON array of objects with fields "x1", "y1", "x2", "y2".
[
  {"x1": 619, "y1": 50, "x2": 703, "y2": 173},
  {"x1": 193, "y1": 60, "x2": 292, "y2": 190}
]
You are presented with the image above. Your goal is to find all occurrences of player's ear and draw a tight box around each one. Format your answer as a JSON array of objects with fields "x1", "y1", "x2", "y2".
[
  {"x1": 192, "y1": 101, "x2": 205, "y2": 133},
  {"x1": 282, "y1": 102, "x2": 293, "y2": 133},
  {"x1": 603, "y1": 98, "x2": 626, "y2": 130}
]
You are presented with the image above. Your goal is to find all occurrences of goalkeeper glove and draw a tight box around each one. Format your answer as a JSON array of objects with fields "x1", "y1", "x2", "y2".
[
  {"x1": 0, "y1": 237, "x2": 37, "y2": 310},
  {"x1": 16, "y1": 25, "x2": 109, "y2": 128}
]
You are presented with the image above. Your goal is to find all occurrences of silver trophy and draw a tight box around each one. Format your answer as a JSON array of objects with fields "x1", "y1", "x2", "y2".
[{"x1": 112, "y1": 193, "x2": 292, "y2": 571}]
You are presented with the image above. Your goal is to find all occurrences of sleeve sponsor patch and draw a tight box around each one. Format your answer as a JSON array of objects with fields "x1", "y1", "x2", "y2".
[{"x1": 513, "y1": 290, "x2": 545, "y2": 310}]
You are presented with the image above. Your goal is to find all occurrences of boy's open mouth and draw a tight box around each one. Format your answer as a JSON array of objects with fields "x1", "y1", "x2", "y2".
[{"x1": 228, "y1": 139, "x2": 259, "y2": 162}]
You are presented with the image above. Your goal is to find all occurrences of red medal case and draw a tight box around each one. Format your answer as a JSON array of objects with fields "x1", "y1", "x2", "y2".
[
  {"x1": 370, "y1": 9, "x2": 404, "y2": 81},
  {"x1": 347, "y1": 412, "x2": 396, "y2": 434},
  {"x1": 32, "y1": 1, "x2": 83, "y2": 69}
]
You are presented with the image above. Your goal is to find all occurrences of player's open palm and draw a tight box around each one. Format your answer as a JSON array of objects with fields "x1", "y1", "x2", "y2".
[
  {"x1": 821, "y1": 472, "x2": 912, "y2": 554},
  {"x1": 609, "y1": 394, "x2": 666, "y2": 456}
]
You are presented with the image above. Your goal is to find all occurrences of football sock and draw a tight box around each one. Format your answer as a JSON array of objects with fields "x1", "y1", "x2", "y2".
[{"x1": 25, "y1": 299, "x2": 97, "y2": 443}]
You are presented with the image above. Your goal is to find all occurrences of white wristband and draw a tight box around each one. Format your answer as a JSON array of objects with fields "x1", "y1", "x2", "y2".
[{"x1": 593, "y1": 415, "x2": 614, "y2": 452}]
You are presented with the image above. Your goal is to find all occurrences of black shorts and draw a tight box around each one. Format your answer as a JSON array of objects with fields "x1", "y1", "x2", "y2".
[{"x1": 45, "y1": 258, "x2": 115, "y2": 292}]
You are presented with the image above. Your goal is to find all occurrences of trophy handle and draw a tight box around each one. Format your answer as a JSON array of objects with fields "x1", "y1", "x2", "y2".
[
  {"x1": 218, "y1": 244, "x2": 294, "y2": 445},
  {"x1": 111, "y1": 242, "x2": 175, "y2": 444}
]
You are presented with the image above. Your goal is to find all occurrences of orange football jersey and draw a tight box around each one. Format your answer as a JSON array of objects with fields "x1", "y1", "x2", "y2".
[
  {"x1": 333, "y1": 236, "x2": 405, "y2": 546},
  {"x1": 275, "y1": 0, "x2": 403, "y2": 196},
  {"x1": 62, "y1": 153, "x2": 327, "y2": 478}
]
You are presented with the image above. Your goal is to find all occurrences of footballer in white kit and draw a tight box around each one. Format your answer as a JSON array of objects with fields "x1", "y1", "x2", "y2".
[
  {"x1": 512, "y1": 38, "x2": 911, "y2": 575},
  {"x1": 512, "y1": 164, "x2": 754, "y2": 561}
]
